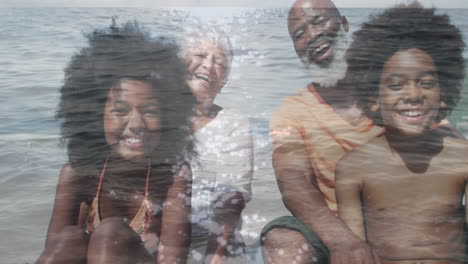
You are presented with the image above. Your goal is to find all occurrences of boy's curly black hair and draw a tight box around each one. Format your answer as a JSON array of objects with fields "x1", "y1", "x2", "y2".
[
  {"x1": 57, "y1": 21, "x2": 196, "y2": 169},
  {"x1": 346, "y1": 1, "x2": 465, "y2": 124}
]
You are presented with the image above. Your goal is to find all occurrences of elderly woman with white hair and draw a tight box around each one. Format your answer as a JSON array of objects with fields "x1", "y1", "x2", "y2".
[{"x1": 180, "y1": 23, "x2": 254, "y2": 263}]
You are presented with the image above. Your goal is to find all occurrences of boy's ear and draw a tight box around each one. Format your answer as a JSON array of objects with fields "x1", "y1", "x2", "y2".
[
  {"x1": 341, "y1": 16, "x2": 349, "y2": 33},
  {"x1": 440, "y1": 100, "x2": 447, "y2": 108},
  {"x1": 370, "y1": 103, "x2": 379, "y2": 112}
]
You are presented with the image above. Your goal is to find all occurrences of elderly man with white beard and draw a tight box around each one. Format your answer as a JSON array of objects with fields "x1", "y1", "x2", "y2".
[{"x1": 260, "y1": 0, "x2": 384, "y2": 263}]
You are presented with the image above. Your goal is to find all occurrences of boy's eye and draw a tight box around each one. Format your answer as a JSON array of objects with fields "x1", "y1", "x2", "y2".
[
  {"x1": 144, "y1": 109, "x2": 160, "y2": 117},
  {"x1": 387, "y1": 83, "x2": 404, "y2": 90},
  {"x1": 419, "y1": 80, "x2": 437, "y2": 89}
]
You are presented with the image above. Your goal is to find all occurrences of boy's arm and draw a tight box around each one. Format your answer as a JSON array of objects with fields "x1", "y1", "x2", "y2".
[
  {"x1": 158, "y1": 164, "x2": 192, "y2": 264},
  {"x1": 271, "y1": 113, "x2": 377, "y2": 264},
  {"x1": 335, "y1": 154, "x2": 366, "y2": 240}
]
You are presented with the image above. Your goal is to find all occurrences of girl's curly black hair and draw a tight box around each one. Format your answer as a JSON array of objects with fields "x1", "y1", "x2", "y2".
[
  {"x1": 57, "y1": 21, "x2": 196, "y2": 170},
  {"x1": 345, "y1": 1, "x2": 465, "y2": 124}
]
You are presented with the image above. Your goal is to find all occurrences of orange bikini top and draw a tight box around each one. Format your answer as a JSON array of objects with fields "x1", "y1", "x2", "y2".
[{"x1": 85, "y1": 159, "x2": 161, "y2": 254}]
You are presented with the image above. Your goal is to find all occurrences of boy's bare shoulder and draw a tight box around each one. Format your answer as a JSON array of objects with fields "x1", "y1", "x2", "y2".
[
  {"x1": 336, "y1": 135, "x2": 390, "y2": 179},
  {"x1": 441, "y1": 136, "x2": 468, "y2": 164},
  {"x1": 340, "y1": 135, "x2": 389, "y2": 166},
  {"x1": 443, "y1": 136, "x2": 468, "y2": 152}
]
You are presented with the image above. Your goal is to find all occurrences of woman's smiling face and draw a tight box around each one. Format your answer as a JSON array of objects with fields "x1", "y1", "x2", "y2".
[
  {"x1": 184, "y1": 38, "x2": 229, "y2": 105},
  {"x1": 104, "y1": 79, "x2": 161, "y2": 161},
  {"x1": 377, "y1": 48, "x2": 443, "y2": 137}
]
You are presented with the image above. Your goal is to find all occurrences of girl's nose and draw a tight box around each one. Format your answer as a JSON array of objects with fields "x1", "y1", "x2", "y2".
[{"x1": 127, "y1": 110, "x2": 144, "y2": 132}]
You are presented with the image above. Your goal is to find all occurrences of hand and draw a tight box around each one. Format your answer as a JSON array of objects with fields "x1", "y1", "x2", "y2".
[
  {"x1": 36, "y1": 225, "x2": 88, "y2": 264},
  {"x1": 208, "y1": 254, "x2": 225, "y2": 264},
  {"x1": 329, "y1": 240, "x2": 381, "y2": 264}
]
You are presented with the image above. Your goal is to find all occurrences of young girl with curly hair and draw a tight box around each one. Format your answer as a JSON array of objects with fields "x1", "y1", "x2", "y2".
[{"x1": 37, "y1": 22, "x2": 196, "y2": 264}]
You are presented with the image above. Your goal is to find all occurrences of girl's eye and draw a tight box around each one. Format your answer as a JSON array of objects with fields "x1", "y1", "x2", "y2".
[
  {"x1": 112, "y1": 108, "x2": 128, "y2": 116},
  {"x1": 387, "y1": 83, "x2": 404, "y2": 90}
]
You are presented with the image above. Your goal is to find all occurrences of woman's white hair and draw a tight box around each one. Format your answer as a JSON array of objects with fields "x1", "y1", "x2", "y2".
[{"x1": 179, "y1": 20, "x2": 233, "y2": 84}]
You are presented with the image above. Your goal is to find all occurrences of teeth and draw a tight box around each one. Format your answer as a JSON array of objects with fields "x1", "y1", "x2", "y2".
[
  {"x1": 125, "y1": 138, "x2": 142, "y2": 144},
  {"x1": 195, "y1": 74, "x2": 210, "y2": 82},
  {"x1": 313, "y1": 43, "x2": 329, "y2": 56},
  {"x1": 402, "y1": 111, "x2": 423, "y2": 117}
]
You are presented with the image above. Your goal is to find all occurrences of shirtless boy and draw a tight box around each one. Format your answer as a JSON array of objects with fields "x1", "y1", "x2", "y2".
[{"x1": 336, "y1": 3, "x2": 467, "y2": 263}]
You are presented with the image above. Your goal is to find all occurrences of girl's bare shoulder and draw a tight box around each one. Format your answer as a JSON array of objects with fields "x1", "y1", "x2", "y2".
[{"x1": 57, "y1": 163, "x2": 97, "y2": 201}]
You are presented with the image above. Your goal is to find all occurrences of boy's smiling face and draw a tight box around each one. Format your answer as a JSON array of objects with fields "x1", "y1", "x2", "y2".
[{"x1": 377, "y1": 48, "x2": 444, "y2": 137}]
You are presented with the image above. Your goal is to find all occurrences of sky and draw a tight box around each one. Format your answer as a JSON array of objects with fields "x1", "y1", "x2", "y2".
[{"x1": 1, "y1": 0, "x2": 468, "y2": 8}]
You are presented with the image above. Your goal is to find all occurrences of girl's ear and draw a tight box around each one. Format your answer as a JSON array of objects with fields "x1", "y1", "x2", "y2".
[{"x1": 370, "y1": 103, "x2": 379, "y2": 112}]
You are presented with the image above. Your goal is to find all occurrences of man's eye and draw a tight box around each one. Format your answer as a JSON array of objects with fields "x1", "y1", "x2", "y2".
[
  {"x1": 314, "y1": 19, "x2": 327, "y2": 25},
  {"x1": 294, "y1": 30, "x2": 304, "y2": 40}
]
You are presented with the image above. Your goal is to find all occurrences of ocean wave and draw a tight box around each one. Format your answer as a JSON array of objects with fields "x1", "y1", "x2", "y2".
[{"x1": 0, "y1": 133, "x2": 58, "y2": 141}]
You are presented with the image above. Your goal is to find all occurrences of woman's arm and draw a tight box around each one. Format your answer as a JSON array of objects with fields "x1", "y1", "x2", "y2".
[
  {"x1": 158, "y1": 163, "x2": 192, "y2": 264},
  {"x1": 205, "y1": 115, "x2": 253, "y2": 263}
]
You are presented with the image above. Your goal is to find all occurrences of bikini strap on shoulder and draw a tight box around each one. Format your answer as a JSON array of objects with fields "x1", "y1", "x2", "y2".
[
  {"x1": 145, "y1": 158, "x2": 151, "y2": 199},
  {"x1": 95, "y1": 158, "x2": 109, "y2": 198}
]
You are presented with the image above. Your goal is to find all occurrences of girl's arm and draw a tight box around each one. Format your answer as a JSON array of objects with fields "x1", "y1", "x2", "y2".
[
  {"x1": 36, "y1": 163, "x2": 88, "y2": 264},
  {"x1": 44, "y1": 163, "x2": 84, "y2": 247},
  {"x1": 158, "y1": 163, "x2": 192, "y2": 264}
]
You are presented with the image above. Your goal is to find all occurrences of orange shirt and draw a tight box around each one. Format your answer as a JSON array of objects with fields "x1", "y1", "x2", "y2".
[{"x1": 270, "y1": 84, "x2": 384, "y2": 213}]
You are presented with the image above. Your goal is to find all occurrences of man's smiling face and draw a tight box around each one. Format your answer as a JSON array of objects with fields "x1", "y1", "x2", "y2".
[{"x1": 288, "y1": 0, "x2": 348, "y2": 68}]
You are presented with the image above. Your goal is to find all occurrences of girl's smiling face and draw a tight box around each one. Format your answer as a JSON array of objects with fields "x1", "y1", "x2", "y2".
[
  {"x1": 104, "y1": 79, "x2": 161, "y2": 161},
  {"x1": 377, "y1": 48, "x2": 443, "y2": 137}
]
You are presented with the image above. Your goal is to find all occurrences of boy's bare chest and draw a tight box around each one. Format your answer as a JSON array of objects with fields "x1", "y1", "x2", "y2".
[{"x1": 361, "y1": 159, "x2": 466, "y2": 216}]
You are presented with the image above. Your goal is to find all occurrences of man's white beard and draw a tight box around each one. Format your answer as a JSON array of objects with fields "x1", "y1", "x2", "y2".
[{"x1": 302, "y1": 28, "x2": 349, "y2": 88}]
